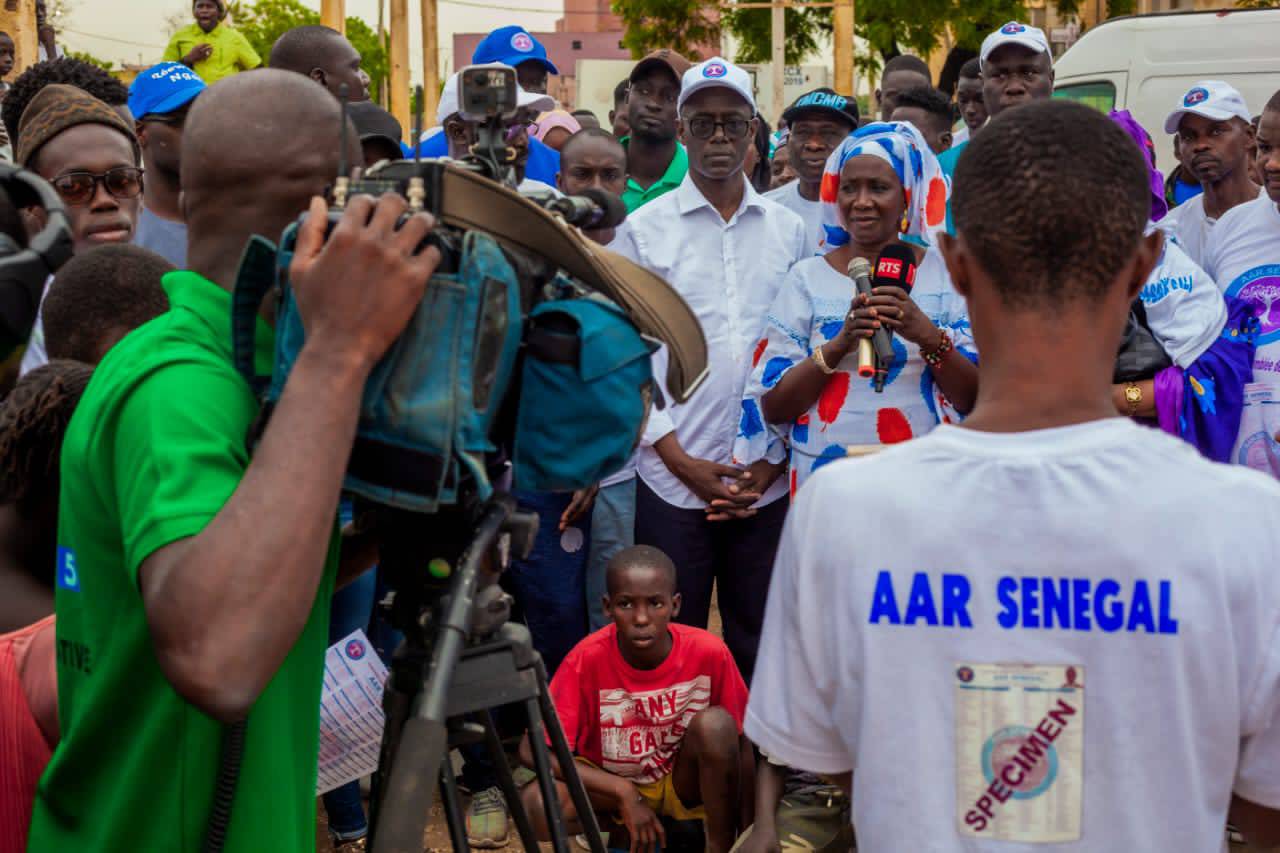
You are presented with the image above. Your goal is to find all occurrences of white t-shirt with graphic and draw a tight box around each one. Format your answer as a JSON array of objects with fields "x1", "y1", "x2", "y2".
[
  {"x1": 1161, "y1": 186, "x2": 1265, "y2": 268},
  {"x1": 765, "y1": 181, "x2": 825, "y2": 256},
  {"x1": 747, "y1": 419, "x2": 1280, "y2": 852},
  {"x1": 1204, "y1": 192, "x2": 1280, "y2": 388},
  {"x1": 1139, "y1": 225, "x2": 1227, "y2": 368}
]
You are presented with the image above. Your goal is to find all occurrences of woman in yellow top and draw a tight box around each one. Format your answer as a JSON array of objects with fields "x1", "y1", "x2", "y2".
[{"x1": 162, "y1": 0, "x2": 261, "y2": 85}]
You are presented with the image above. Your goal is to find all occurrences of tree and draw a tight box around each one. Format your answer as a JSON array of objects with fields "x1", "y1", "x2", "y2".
[
  {"x1": 610, "y1": 0, "x2": 720, "y2": 59},
  {"x1": 224, "y1": 0, "x2": 389, "y2": 101},
  {"x1": 721, "y1": 6, "x2": 831, "y2": 65},
  {"x1": 67, "y1": 49, "x2": 113, "y2": 71}
]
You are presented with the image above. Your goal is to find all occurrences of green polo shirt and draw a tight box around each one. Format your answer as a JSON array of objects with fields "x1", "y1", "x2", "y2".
[
  {"x1": 29, "y1": 271, "x2": 337, "y2": 852},
  {"x1": 620, "y1": 138, "x2": 688, "y2": 212},
  {"x1": 163, "y1": 22, "x2": 262, "y2": 84}
]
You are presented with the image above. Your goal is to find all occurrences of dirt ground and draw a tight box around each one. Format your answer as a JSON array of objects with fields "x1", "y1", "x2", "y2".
[{"x1": 316, "y1": 595, "x2": 725, "y2": 852}]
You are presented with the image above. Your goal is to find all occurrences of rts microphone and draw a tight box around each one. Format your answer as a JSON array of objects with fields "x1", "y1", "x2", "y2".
[
  {"x1": 869, "y1": 243, "x2": 919, "y2": 391},
  {"x1": 848, "y1": 257, "x2": 893, "y2": 389},
  {"x1": 546, "y1": 187, "x2": 628, "y2": 230},
  {"x1": 873, "y1": 242, "x2": 918, "y2": 294}
]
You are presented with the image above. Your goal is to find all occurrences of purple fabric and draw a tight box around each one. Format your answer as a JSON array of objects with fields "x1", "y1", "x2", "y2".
[
  {"x1": 1109, "y1": 109, "x2": 1169, "y2": 222},
  {"x1": 1154, "y1": 365, "x2": 1183, "y2": 436},
  {"x1": 1167, "y1": 297, "x2": 1258, "y2": 462}
]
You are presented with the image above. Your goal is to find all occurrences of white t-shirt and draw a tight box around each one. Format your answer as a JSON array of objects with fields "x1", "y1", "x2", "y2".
[
  {"x1": 1204, "y1": 192, "x2": 1280, "y2": 389},
  {"x1": 1160, "y1": 186, "x2": 1265, "y2": 268},
  {"x1": 18, "y1": 275, "x2": 53, "y2": 376},
  {"x1": 1139, "y1": 225, "x2": 1227, "y2": 368},
  {"x1": 764, "y1": 180, "x2": 825, "y2": 256},
  {"x1": 747, "y1": 419, "x2": 1280, "y2": 853}
]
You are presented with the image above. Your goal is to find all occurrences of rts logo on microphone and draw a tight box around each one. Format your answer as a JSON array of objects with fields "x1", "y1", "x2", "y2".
[{"x1": 877, "y1": 256, "x2": 917, "y2": 287}]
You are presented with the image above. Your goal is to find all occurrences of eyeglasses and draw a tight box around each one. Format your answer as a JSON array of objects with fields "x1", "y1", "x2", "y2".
[
  {"x1": 685, "y1": 115, "x2": 753, "y2": 140},
  {"x1": 51, "y1": 167, "x2": 144, "y2": 206}
]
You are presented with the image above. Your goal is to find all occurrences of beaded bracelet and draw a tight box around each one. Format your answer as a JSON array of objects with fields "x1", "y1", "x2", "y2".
[{"x1": 921, "y1": 329, "x2": 953, "y2": 368}]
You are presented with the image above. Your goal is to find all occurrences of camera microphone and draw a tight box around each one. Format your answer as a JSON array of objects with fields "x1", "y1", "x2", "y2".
[{"x1": 545, "y1": 188, "x2": 628, "y2": 230}]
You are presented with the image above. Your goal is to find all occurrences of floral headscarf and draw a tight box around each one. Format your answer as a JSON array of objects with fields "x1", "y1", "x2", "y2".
[{"x1": 820, "y1": 121, "x2": 950, "y2": 249}]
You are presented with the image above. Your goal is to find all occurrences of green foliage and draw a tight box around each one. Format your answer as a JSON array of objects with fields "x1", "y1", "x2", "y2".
[
  {"x1": 1106, "y1": 0, "x2": 1136, "y2": 16},
  {"x1": 610, "y1": 0, "x2": 720, "y2": 59},
  {"x1": 67, "y1": 49, "x2": 113, "y2": 71},
  {"x1": 225, "y1": 0, "x2": 389, "y2": 98},
  {"x1": 722, "y1": 6, "x2": 832, "y2": 65},
  {"x1": 1234, "y1": 0, "x2": 1277, "y2": 7}
]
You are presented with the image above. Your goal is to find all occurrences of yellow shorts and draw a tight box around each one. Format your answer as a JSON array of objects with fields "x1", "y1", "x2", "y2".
[{"x1": 576, "y1": 758, "x2": 706, "y2": 821}]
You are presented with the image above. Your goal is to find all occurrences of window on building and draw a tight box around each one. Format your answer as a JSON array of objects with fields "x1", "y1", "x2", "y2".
[{"x1": 572, "y1": 39, "x2": 582, "y2": 49}]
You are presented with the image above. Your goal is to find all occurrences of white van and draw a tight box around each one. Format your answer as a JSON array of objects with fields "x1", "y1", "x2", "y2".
[{"x1": 1053, "y1": 8, "x2": 1280, "y2": 169}]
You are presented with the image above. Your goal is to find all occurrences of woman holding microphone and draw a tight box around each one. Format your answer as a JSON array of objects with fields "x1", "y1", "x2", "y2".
[{"x1": 734, "y1": 122, "x2": 978, "y2": 494}]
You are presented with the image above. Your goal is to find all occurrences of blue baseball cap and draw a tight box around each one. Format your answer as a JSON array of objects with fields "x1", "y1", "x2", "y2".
[
  {"x1": 471, "y1": 26, "x2": 558, "y2": 75},
  {"x1": 128, "y1": 62, "x2": 206, "y2": 119}
]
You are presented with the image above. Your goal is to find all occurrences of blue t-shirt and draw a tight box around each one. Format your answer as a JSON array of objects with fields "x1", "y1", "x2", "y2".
[{"x1": 413, "y1": 132, "x2": 561, "y2": 186}]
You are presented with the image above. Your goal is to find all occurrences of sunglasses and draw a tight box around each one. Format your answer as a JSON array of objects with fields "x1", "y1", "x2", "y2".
[
  {"x1": 685, "y1": 115, "x2": 753, "y2": 140},
  {"x1": 51, "y1": 167, "x2": 144, "y2": 207}
]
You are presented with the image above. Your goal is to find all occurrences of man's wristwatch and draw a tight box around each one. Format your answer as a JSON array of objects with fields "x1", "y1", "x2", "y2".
[{"x1": 1124, "y1": 382, "x2": 1142, "y2": 417}]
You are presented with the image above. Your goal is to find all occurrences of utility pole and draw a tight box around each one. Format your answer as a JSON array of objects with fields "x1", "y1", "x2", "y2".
[
  {"x1": 389, "y1": 0, "x2": 410, "y2": 134},
  {"x1": 833, "y1": 0, "x2": 854, "y2": 96},
  {"x1": 320, "y1": 0, "x2": 346, "y2": 34},
  {"x1": 378, "y1": 0, "x2": 389, "y2": 108},
  {"x1": 770, "y1": 1, "x2": 785, "y2": 121},
  {"x1": 421, "y1": 0, "x2": 440, "y2": 132}
]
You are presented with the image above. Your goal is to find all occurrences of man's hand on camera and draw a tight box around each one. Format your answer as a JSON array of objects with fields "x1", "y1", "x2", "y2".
[{"x1": 289, "y1": 194, "x2": 442, "y2": 375}]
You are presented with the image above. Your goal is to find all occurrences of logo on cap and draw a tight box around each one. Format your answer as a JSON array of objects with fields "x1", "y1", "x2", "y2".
[
  {"x1": 511, "y1": 32, "x2": 534, "y2": 52},
  {"x1": 345, "y1": 639, "x2": 366, "y2": 660},
  {"x1": 1183, "y1": 87, "x2": 1209, "y2": 107},
  {"x1": 703, "y1": 61, "x2": 728, "y2": 79},
  {"x1": 1000, "y1": 22, "x2": 1026, "y2": 34}
]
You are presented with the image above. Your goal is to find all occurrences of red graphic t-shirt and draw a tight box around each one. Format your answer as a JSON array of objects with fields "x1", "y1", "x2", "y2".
[{"x1": 550, "y1": 623, "x2": 749, "y2": 784}]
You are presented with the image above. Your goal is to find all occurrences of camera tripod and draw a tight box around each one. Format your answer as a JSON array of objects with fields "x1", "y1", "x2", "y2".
[{"x1": 368, "y1": 494, "x2": 608, "y2": 853}]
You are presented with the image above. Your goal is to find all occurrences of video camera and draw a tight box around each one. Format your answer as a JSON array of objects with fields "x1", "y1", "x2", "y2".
[{"x1": 0, "y1": 163, "x2": 74, "y2": 362}]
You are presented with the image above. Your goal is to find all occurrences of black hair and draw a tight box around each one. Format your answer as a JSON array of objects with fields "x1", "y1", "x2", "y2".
[
  {"x1": 0, "y1": 359, "x2": 94, "y2": 524},
  {"x1": 571, "y1": 108, "x2": 598, "y2": 120},
  {"x1": 959, "y1": 57, "x2": 982, "y2": 81},
  {"x1": 749, "y1": 114, "x2": 773, "y2": 193},
  {"x1": 559, "y1": 126, "x2": 624, "y2": 162},
  {"x1": 269, "y1": 24, "x2": 345, "y2": 75},
  {"x1": 605, "y1": 545, "x2": 677, "y2": 596},
  {"x1": 882, "y1": 54, "x2": 932, "y2": 84},
  {"x1": 4, "y1": 58, "x2": 130, "y2": 148},
  {"x1": 953, "y1": 100, "x2": 1149, "y2": 310},
  {"x1": 613, "y1": 78, "x2": 629, "y2": 106},
  {"x1": 0, "y1": 31, "x2": 13, "y2": 44},
  {"x1": 42, "y1": 245, "x2": 172, "y2": 364},
  {"x1": 1267, "y1": 89, "x2": 1280, "y2": 114},
  {"x1": 893, "y1": 85, "x2": 953, "y2": 134}
]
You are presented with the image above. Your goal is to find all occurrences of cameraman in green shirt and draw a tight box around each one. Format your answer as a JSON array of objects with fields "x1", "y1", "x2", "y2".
[{"x1": 28, "y1": 70, "x2": 440, "y2": 852}]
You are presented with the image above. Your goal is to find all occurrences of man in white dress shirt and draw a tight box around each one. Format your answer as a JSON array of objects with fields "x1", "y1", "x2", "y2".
[{"x1": 613, "y1": 57, "x2": 807, "y2": 682}]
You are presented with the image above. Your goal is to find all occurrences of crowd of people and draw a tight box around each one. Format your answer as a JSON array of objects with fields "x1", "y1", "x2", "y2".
[{"x1": 0, "y1": 2, "x2": 1278, "y2": 852}]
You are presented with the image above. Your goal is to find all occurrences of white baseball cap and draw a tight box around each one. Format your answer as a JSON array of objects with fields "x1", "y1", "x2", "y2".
[
  {"x1": 677, "y1": 56, "x2": 756, "y2": 115},
  {"x1": 435, "y1": 64, "x2": 555, "y2": 125},
  {"x1": 980, "y1": 22, "x2": 1051, "y2": 71},
  {"x1": 1163, "y1": 81, "x2": 1252, "y2": 134}
]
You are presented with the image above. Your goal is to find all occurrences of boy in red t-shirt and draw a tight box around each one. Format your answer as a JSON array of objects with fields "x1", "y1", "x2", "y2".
[{"x1": 520, "y1": 545, "x2": 753, "y2": 853}]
